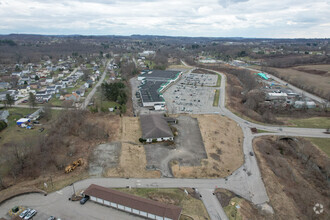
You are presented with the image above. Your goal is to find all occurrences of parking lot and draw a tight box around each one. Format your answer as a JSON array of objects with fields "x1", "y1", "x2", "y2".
[
  {"x1": 163, "y1": 73, "x2": 220, "y2": 114},
  {"x1": 144, "y1": 115, "x2": 207, "y2": 177},
  {"x1": 89, "y1": 142, "x2": 121, "y2": 176},
  {"x1": 0, "y1": 193, "x2": 143, "y2": 220}
]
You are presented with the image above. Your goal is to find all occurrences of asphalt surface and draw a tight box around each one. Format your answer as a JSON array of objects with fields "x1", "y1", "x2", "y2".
[
  {"x1": 1, "y1": 61, "x2": 329, "y2": 220},
  {"x1": 80, "y1": 60, "x2": 110, "y2": 110}
]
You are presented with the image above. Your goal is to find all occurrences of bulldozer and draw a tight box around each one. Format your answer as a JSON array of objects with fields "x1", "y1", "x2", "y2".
[{"x1": 65, "y1": 158, "x2": 83, "y2": 173}]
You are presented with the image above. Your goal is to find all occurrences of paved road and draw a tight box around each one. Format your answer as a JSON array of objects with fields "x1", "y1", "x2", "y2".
[
  {"x1": 80, "y1": 60, "x2": 110, "y2": 110},
  {"x1": 244, "y1": 66, "x2": 329, "y2": 104},
  {"x1": 1, "y1": 61, "x2": 329, "y2": 220}
]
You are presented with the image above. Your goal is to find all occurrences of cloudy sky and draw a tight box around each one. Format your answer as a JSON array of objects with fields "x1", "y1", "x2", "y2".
[{"x1": 0, "y1": 0, "x2": 329, "y2": 38}]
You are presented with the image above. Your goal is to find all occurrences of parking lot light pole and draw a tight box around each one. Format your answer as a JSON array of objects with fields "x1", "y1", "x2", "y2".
[{"x1": 70, "y1": 183, "x2": 76, "y2": 196}]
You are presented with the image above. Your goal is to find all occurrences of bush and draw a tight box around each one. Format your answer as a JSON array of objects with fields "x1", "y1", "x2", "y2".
[
  {"x1": 0, "y1": 120, "x2": 7, "y2": 131},
  {"x1": 139, "y1": 138, "x2": 146, "y2": 143}
]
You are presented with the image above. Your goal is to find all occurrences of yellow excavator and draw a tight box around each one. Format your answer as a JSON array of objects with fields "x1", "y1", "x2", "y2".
[{"x1": 65, "y1": 158, "x2": 83, "y2": 173}]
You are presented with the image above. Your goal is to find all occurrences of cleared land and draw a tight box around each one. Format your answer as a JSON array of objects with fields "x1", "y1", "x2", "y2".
[
  {"x1": 172, "y1": 115, "x2": 244, "y2": 178},
  {"x1": 253, "y1": 136, "x2": 329, "y2": 220},
  {"x1": 116, "y1": 188, "x2": 209, "y2": 220},
  {"x1": 266, "y1": 64, "x2": 330, "y2": 99},
  {"x1": 106, "y1": 117, "x2": 160, "y2": 178}
]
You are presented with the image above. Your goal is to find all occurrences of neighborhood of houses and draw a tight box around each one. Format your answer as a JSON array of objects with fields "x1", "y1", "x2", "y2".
[{"x1": 0, "y1": 58, "x2": 103, "y2": 106}]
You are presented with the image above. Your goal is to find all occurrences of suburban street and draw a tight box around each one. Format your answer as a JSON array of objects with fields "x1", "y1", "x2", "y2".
[
  {"x1": 80, "y1": 60, "x2": 110, "y2": 110},
  {"x1": 0, "y1": 61, "x2": 329, "y2": 220}
]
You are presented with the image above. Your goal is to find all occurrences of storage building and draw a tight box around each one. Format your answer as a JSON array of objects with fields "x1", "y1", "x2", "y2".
[{"x1": 84, "y1": 184, "x2": 182, "y2": 220}]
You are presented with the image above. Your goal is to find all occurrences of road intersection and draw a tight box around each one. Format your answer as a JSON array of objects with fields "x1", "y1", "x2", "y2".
[{"x1": 0, "y1": 62, "x2": 329, "y2": 220}]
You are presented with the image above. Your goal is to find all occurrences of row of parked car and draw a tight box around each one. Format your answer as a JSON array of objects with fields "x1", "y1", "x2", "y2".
[{"x1": 19, "y1": 208, "x2": 37, "y2": 219}]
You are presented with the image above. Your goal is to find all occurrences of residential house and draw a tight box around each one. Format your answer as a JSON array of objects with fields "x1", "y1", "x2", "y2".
[
  {"x1": 11, "y1": 72, "x2": 22, "y2": 77},
  {"x1": 0, "y1": 90, "x2": 18, "y2": 101},
  {"x1": 45, "y1": 78, "x2": 54, "y2": 84},
  {"x1": 36, "y1": 94, "x2": 52, "y2": 102},
  {"x1": 0, "y1": 82, "x2": 11, "y2": 89},
  {"x1": 64, "y1": 92, "x2": 80, "y2": 102}
]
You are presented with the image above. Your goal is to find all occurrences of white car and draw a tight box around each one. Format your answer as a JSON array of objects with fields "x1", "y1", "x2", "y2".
[
  {"x1": 24, "y1": 209, "x2": 37, "y2": 220},
  {"x1": 19, "y1": 209, "x2": 30, "y2": 218}
]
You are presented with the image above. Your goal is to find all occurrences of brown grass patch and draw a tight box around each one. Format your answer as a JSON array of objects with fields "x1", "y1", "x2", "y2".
[
  {"x1": 253, "y1": 136, "x2": 330, "y2": 219},
  {"x1": 106, "y1": 117, "x2": 160, "y2": 178},
  {"x1": 172, "y1": 115, "x2": 244, "y2": 178}
]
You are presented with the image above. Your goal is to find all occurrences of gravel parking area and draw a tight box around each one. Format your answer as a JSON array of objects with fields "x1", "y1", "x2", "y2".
[
  {"x1": 163, "y1": 73, "x2": 220, "y2": 114},
  {"x1": 89, "y1": 142, "x2": 121, "y2": 176},
  {"x1": 144, "y1": 115, "x2": 207, "y2": 177}
]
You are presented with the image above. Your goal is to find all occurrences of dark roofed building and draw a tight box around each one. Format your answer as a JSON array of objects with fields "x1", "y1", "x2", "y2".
[
  {"x1": 140, "y1": 114, "x2": 174, "y2": 142},
  {"x1": 139, "y1": 81, "x2": 165, "y2": 107},
  {"x1": 84, "y1": 184, "x2": 182, "y2": 220},
  {"x1": 137, "y1": 70, "x2": 182, "y2": 107}
]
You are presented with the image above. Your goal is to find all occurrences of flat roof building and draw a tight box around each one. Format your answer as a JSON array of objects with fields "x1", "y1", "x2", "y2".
[
  {"x1": 137, "y1": 70, "x2": 182, "y2": 107},
  {"x1": 84, "y1": 184, "x2": 182, "y2": 220}
]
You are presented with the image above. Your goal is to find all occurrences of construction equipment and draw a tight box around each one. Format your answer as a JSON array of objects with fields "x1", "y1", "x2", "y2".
[{"x1": 65, "y1": 158, "x2": 83, "y2": 173}]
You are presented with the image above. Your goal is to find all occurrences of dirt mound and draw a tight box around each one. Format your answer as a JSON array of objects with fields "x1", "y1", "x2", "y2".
[{"x1": 254, "y1": 136, "x2": 330, "y2": 220}]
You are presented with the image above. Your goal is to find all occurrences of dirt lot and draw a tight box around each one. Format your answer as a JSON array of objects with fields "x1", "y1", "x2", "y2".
[
  {"x1": 267, "y1": 64, "x2": 330, "y2": 100},
  {"x1": 253, "y1": 136, "x2": 330, "y2": 220},
  {"x1": 172, "y1": 115, "x2": 244, "y2": 178},
  {"x1": 106, "y1": 117, "x2": 160, "y2": 178}
]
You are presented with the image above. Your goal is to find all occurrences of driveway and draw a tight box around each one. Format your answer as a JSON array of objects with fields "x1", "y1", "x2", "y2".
[{"x1": 144, "y1": 115, "x2": 207, "y2": 177}]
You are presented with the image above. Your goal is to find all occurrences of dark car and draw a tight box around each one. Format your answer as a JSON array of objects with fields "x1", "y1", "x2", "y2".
[
  {"x1": 249, "y1": 152, "x2": 254, "y2": 156},
  {"x1": 80, "y1": 196, "x2": 90, "y2": 205}
]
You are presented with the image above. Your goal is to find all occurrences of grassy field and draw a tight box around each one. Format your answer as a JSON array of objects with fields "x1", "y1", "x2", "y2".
[
  {"x1": 215, "y1": 74, "x2": 221, "y2": 87},
  {"x1": 0, "y1": 107, "x2": 61, "y2": 148},
  {"x1": 115, "y1": 188, "x2": 209, "y2": 220},
  {"x1": 266, "y1": 65, "x2": 330, "y2": 99},
  {"x1": 144, "y1": 60, "x2": 155, "y2": 69},
  {"x1": 213, "y1": 89, "x2": 220, "y2": 106},
  {"x1": 286, "y1": 117, "x2": 330, "y2": 129},
  {"x1": 223, "y1": 197, "x2": 243, "y2": 220},
  {"x1": 167, "y1": 64, "x2": 193, "y2": 70},
  {"x1": 306, "y1": 138, "x2": 330, "y2": 157}
]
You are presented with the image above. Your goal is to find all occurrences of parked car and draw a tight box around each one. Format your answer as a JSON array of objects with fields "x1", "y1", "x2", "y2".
[
  {"x1": 33, "y1": 121, "x2": 40, "y2": 124},
  {"x1": 24, "y1": 209, "x2": 37, "y2": 220},
  {"x1": 39, "y1": 128, "x2": 44, "y2": 133},
  {"x1": 47, "y1": 216, "x2": 56, "y2": 220},
  {"x1": 19, "y1": 209, "x2": 30, "y2": 218},
  {"x1": 80, "y1": 196, "x2": 90, "y2": 205}
]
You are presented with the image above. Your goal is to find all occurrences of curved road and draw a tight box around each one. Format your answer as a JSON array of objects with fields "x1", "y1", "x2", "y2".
[{"x1": 0, "y1": 61, "x2": 329, "y2": 220}]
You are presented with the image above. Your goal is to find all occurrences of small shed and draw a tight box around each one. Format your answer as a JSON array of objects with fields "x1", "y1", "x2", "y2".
[{"x1": 16, "y1": 118, "x2": 30, "y2": 126}]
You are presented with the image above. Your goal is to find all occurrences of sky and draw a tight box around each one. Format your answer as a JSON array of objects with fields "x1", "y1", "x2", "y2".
[{"x1": 0, "y1": 0, "x2": 329, "y2": 38}]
